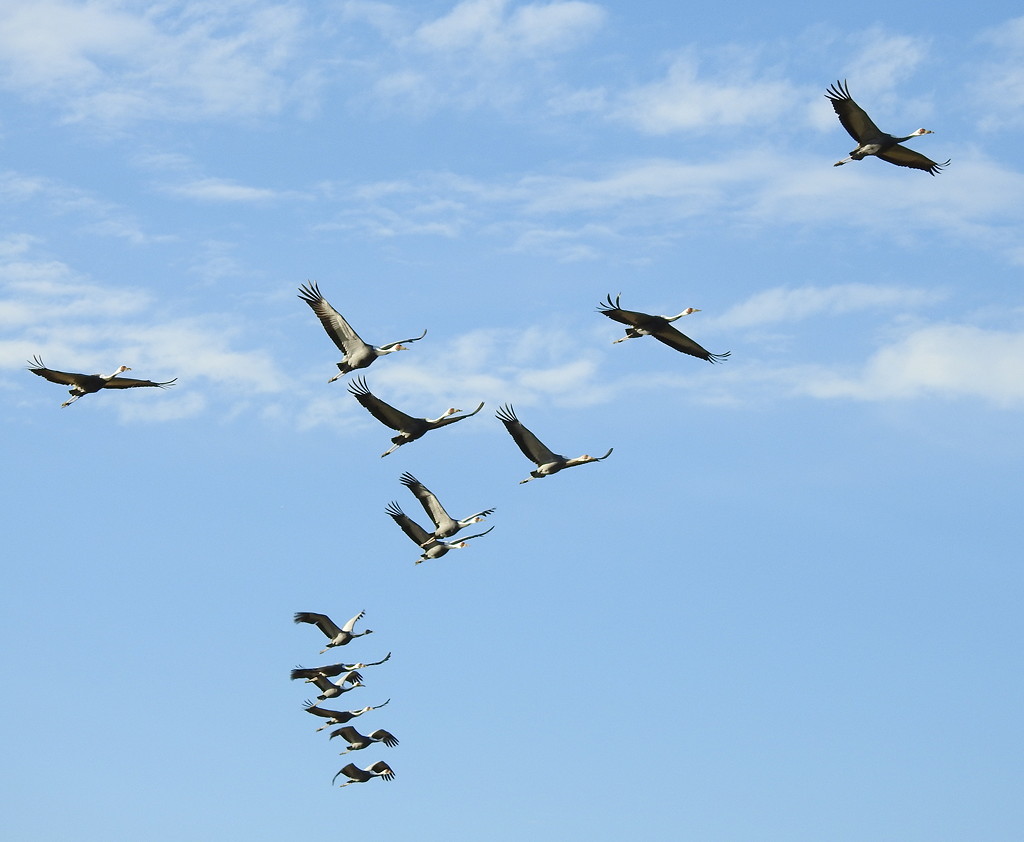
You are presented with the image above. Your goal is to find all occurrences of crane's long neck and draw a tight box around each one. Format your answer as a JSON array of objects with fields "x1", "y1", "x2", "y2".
[
  {"x1": 894, "y1": 128, "x2": 932, "y2": 143},
  {"x1": 664, "y1": 308, "x2": 699, "y2": 323},
  {"x1": 565, "y1": 455, "x2": 595, "y2": 467},
  {"x1": 427, "y1": 408, "x2": 459, "y2": 424},
  {"x1": 104, "y1": 365, "x2": 130, "y2": 380}
]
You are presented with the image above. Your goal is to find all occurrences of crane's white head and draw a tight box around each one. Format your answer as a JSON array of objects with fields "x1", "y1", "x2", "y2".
[
  {"x1": 912, "y1": 128, "x2": 934, "y2": 136},
  {"x1": 118, "y1": 366, "x2": 131, "y2": 372}
]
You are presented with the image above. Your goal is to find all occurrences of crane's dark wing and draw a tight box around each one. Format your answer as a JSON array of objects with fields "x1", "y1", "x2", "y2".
[
  {"x1": 596, "y1": 294, "x2": 650, "y2": 328},
  {"x1": 333, "y1": 763, "x2": 368, "y2": 784},
  {"x1": 336, "y1": 726, "x2": 364, "y2": 744},
  {"x1": 825, "y1": 80, "x2": 883, "y2": 144},
  {"x1": 101, "y1": 374, "x2": 177, "y2": 389},
  {"x1": 369, "y1": 729, "x2": 400, "y2": 748},
  {"x1": 303, "y1": 700, "x2": 340, "y2": 718},
  {"x1": 649, "y1": 326, "x2": 730, "y2": 363},
  {"x1": 368, "y1": 761, "x2": 396, "y2": 780},
  {"x1": 311, "y1": 668, "x2": 362, "y2": 686},
  {"x1": 26, "y1": 357, "x2": 86, "y2": 386},
  {"x1": 291, "y1": 666, "x2": 320, "y2": 681},
  {"x1": 293, "y1": 664, "x2": 343, "y2": 680},
  {"x1": 431, "y1": 401, "x2": 484, "y2": 429},
  {"x1": 363, "y1": 652, "x2": 392, "y2": 668},
  {"x1": 385, "y1": 501, "x2": 433, "y2": 546},
  {"x1": 324, "y1": 699, "x2": 390, "y2": 731},
  {"x1": 456, "y1": 525, "x2": 495, "y2": 543},
  {"x1": 292, "y1": 663, "x2": 366, "y2": 681},
  {"x1": 310, "y1": 674, "x2": 338, "y2": 693},
  {"x1": 876, "y1": 146, "x2": 950, "y2": 175},
  {"x1": 495, "y1": 404, "x2": 562, "y2": 466},
  {"x1": 400, "y1": 472, "x2": 452, "y2": 526},
  {"x1": 378, "y1": 328, "x2": 427, "y2": 352},
  {"x1": 297, "y1": 281, "x2": 367, "y2": 354},
  {"x1": 294, "y1": 611, "x2": 343, "y2": 639},
  {"x1": 348, "y1": 376, "x2": 417, "y2": 431}
]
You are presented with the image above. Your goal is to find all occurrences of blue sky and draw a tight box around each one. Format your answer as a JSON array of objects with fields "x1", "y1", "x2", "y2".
[{"x1": 2, "y1": 1, "x2": 1023, "y2": 839}]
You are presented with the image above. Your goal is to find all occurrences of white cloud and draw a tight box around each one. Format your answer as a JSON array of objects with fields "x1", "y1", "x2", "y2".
[
  {"x1": 358, "y1": 325, "x2": 612, "y2": 411},
  {"x1": 163, "y1": 178, "x2": 286, "y2": 203},
  {"x1": 970, "y1": 16, "x2": 1024, "y2": 130},
  {"x1": 795, "y1": 324, "x2": 1024, "y2": 407},
  {"x1": 413, "y1": 0, "x2": 605, "y2": 57},
  {"x1": 1, "y1": 249, "x2": 289, "y2": 416},
  {"x1": 0, "y1": 169, "x2": 164, "y2": 243},
  {"x1": 509, "y1": 224, "x2": 615, "y2": 261},
  {"x1": 115, "y1": 390, "x2": 206, "y2": 423},
  {"x1": 0, "y1": 171, "x2": 48, "y2": 202},
  {"x1": 717, "y1": 284, "x2": 941, "y2": 329},
  {"x1": 835, "y1": 30, "x2": 930, "y2": 97},
  {"x1": 339, "y1": 0, "x2": 605, "y2": 114},
  {"x1": 744, "y1": 153, "x2": 1024, "y2": 262},
  {"x1": 614, "y1": 56, "x2": 799, "y2": 134},
  {"x1": 289, "y1": 325, "x2": 620, "y2": 434},
  {"x1": 319, "y1": 145, "x2": 1024, "y2": 263},
  {"x1": 517, "y1": 157, "x2": 754, "y2": 214},
  {"x1": 0, "y1": 0, "x2": 313, "y2": 125},
  {"x1": 121, "y1": 320, "x2": 285, "y2": 394},
  {"x1": 341, "y1": 1, "x2": 411, "y2": 37},
  {"x1": 0, "y1": 233, "x2": 40, "y2": 259}
]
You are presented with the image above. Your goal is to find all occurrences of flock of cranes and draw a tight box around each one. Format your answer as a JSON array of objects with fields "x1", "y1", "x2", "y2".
[
  {"x1": 22, "y1": 81, "x2": 948, "y2": 792},
  {"x1": 285, "y1": 275, "x2": 734, "y2": 782},
  {"x1": 293, "y1": 610, "x2": 399, "y2": 787},
  {"x1": 25, "y1": 81, "x2": 945, "y2": 411},
  {"x1": 281, "y1": 278, "x2": 733, "y2": 784}
]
